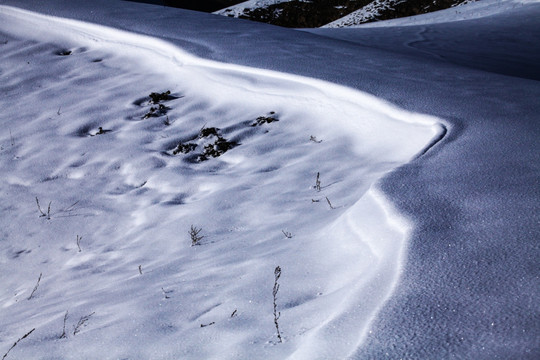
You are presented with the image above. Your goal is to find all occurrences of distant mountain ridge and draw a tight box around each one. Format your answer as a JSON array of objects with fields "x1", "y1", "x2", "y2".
[
  {"x1": 130, "y1": 0, "x2": 474, "y2": 27},
  {"x1": 129, "y1": 0, "x2": 244, "y2": 12},
  {"x1": 214, "y1": 0, "x2": 474, "y2": 27}
]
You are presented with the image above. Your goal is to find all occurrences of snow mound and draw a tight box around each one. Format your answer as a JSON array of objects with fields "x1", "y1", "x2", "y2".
[{"x1": 0, "y1": 5, "x2": 443, "y2": 359}]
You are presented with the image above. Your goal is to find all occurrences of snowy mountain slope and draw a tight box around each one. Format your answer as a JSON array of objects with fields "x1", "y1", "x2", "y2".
[
  {"x1": 214, "y1": 0, "x2": 472, "y2": 27},
  {"x1": 215, "y1": 0, "x2": 294, "y2": 17},
  {"x1": 161, "y1": 0, "x2": 245, "y2": 12},
  {"x1": 324, "y1": 0, "x2": 409, "y2": 27},
  {"x1": 215, "y1": 0, "x2": 278, "y2": 13},
  {"x1": 0, "y1": 3, "x2": 443, "y2": 359},
  {"x1": 327, "y1": 0, "x2": 536, "y2": 27}
]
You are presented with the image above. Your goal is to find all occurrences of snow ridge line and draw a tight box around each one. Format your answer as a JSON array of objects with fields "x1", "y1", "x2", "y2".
[
  {"x1": 0, "y1": 4, "x2": 441, "y2": 132},
  {"x1": 415, "y1": 123, "x2": 448, "y2": 158}
]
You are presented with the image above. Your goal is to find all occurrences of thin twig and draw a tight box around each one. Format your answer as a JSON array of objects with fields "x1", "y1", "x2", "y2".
[
  {"x1": 315, "y1": 172, "x2": 321, "y2": 191},
  {"x1": 64, "y1": 201, "x2": 80, "y2": 212},
  {"x1": 35, "y1": 197, "x2": 46, "y2": 217},
  {"x1": 161, "y1": 287, "x2": 172, "y2": 299},
  {"x1": 2, "y1": 328, "x2": 35, "y2": 360},
  {"x1": 273, "y1": 266, "x2": 283, "y2": 343},
  {"x1": 73, "y1": 312, "x2": 95, "y2": 336},
  {"x1": 199, "y1": 122, "x2": 208, "y2": 134},
  {"x1": 76, "y1": 235, "x2": 82, "y2": 252},
  {"x1": 59, "y1": 311, "x2": 68, "y2": 339},
  {"x1": 325, "y1": 196, "x2": 336, "y2": 210},
  {"x1": 28, "y1": 273, "x2": 42, "y2": 300},
  {"x1": 281, "y1": 230, "x2": 293, "y2": 239}
]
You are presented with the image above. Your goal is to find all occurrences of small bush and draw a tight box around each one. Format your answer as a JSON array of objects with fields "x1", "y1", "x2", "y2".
[
  {"x1": 172, "y1": 126, "x2": 237, "y2": 161},
  {"x1": 172, "y1": 142, "x2": 197, "y2": 155},
  {"x1": 143, "y1": 104, "x2": 168, "y2": 119},
  {"x1": 199, "y1": 127, "x2": 220, "y2": 138},
  {"x1": 252, "y1": 115, "x2": 278, "y2": 126},
  {"x1": 201, "y1": 137, "x2": 237, "y2": 159},
  {"x1": 95, "y1": 127, "x2": 111, "y2": 135},
  {"x1": 149, "y1": 90, "x2": 171, "y2": 104},
  {"x1": 189, "y1": 225, "x2": 204, "y2": 246}
]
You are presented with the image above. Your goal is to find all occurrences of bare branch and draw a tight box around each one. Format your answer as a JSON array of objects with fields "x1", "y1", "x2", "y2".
[
  {"x1": 2, "y1": 328, "x2": 35, "y2": 360},
  {"x1": 161, "y1": 287, "x2": 172, "y2": 299},
  {"x1": 59, "y1": 311, "x2": 68, "y2": 339},
  {"x1": 73, "y1": 312, "x2": 95, "y2": 336},
  {"x1": 273, "y1": 266, "x2": 283, "y2": 343},
  {"x1": 27, "y1": 273, "x2": 42, "y2": 300},
  {"x1": 325, "y1": 196, "x2": 336, "y2": 210},
  {"x1": 35, "y1": 198, "x2": 51, "y2": 219},
  {"x1": 35, "y1": 197, "x2": 46, "y2": 217}
]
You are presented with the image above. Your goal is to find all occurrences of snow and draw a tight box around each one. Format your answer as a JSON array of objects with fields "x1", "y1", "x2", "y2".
[
  {"x1": 1, "y1": 0, "x2": 539, "y2": 359},
  {"x1": 326, "y1": 0, "x2": 538, "y2": 28},
  {"x1": 0, "y1": 2, "x2": 443, "y2": 359},
  {"x1": 214, "y1": 0, "x2": 295, "y2": 17},
  {"x1": 324, "y1": 0, "x2": 407, "y2": 27}
]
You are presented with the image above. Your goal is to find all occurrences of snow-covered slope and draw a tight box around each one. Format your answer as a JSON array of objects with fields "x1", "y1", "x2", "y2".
[
  {"x1": 324, "y1": 0, "x2": 409, "y2": 27},
  {"x1": 326, "y1": 0, "x2": 535, "y2": 27},
  {"x1": 215, "y1": 0, "x2": 293, "y2": 17},
  {"x1": 1, "y1": 0, "x2": 538, "y2": 359},
  {"x1": 215, "y1": 0, "x2": 475, "y2": 27},
  {"x1": 0, "y1": 2, "x2": 443, "y2": 359}
]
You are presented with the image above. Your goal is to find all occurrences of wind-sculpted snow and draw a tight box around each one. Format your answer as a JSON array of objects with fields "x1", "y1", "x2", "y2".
[{"x1": 0, "y1": 5, "x2": 443, "y2": 359}]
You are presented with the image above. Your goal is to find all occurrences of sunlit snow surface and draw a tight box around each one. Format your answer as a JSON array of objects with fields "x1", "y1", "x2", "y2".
[
  {"x1": 326, "y1": 0, "x2": 537, "y2": 28},
  {"x1": 0, "y1": 4, "x2": 444, "y2": 359},
  {"x1": 214, "y1": 0, "x2": 295, "y2": 17}
]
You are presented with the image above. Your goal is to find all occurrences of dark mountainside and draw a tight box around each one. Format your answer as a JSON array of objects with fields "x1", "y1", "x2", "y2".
[
  {"x1": 128, "y1": 0, "x2": 245, "y2": 12},
  {"x1": 236, "y1": 0, "x2": 470, "y2": 28},
  {"x1": 128, "y1": 0, "x2": 471, "y2": 27}
]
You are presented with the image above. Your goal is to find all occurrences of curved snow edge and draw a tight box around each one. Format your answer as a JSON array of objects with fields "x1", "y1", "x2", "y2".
[{"x1": 290, "y1": 187, "x2": 412, "y2": 359}]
